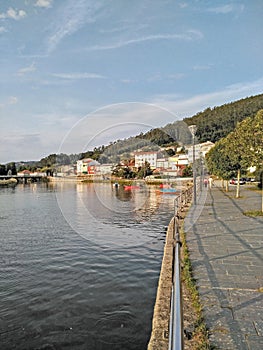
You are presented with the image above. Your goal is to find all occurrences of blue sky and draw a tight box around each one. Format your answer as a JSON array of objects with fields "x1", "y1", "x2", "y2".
[{"x1": 0, "y1": 0, "x2": 262, "y2": 163}]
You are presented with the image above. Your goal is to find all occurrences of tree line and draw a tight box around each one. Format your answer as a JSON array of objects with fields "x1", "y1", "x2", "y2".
[{"x1": 0, "y1": 162, "x2": 17, "y2": 175}]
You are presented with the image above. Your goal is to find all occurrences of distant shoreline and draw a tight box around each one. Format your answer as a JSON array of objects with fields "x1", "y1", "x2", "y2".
[{"x1": 47, "y1": 176, "x2": 192, "y2": 187}]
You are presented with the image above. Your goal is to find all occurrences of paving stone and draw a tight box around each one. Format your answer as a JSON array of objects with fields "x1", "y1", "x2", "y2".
[
  {"x1": 185, "y1": 185, "x2": 263, "y2": 349},
  {"x1": 254, "y1": 320, "x2": 263, "y2": 336},
  {"x1": 209, "y1": 330, "x2": 249, "y2": 350},
  {"x1": 246, "y1": 335, "x2": 263, "y2": 350}
]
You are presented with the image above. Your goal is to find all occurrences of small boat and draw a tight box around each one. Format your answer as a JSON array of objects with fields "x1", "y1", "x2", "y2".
[
  {"x1": 156, "y1": 188, "x2": 178, "y2": 194},
  {"x1": 159, "y1": 184, "x2": 172, "y2": 189},
  {"x1": 124, "y1": 185, "x2": 140, "y2": 190}
]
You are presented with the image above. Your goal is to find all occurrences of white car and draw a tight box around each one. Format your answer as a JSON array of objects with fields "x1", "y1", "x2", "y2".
[{"x1": 229, "y1": 178, "x2": 246, "y2": 185}]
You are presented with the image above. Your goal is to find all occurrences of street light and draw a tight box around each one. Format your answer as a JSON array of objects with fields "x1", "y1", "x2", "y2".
[
  {"x1": 199, "y1": 151, "x2": 203, "y2": 192},
  {"x1": 189, "y1": 125, "x2": 197, "y2": 205}
]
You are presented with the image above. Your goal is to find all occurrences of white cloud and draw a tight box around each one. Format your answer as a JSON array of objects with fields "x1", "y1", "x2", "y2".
[
  {"x1": 179, "y1": 3, "x2": 188, "y2": 9},
  {"x1": 35, "y1": 0, "x2": 53, "y2": 8},
  {"x1": 0, "y1": 96, "x2": 18, "y2": 109},
  {"x1": 193, "y1": 64, "x2": 212, "y2": 71},
  {"x1": 8, "y1": 96, "x2": 18, "y2": 105},
  {"x1": 151, "y1": 77, "x2": 263, "y2": 118},
  {"x1": 0, "y1": 7, "x2": 26, "y2": 20},
  {"x1": 17, "y1": 62, "x2": 36, "y2": 76},
  {"x1": 0, "y1": 26, "x2": 7, "y2": 33},
  {"x1": 86, "y1": 30, "x2": 203, "y2": 51},
  {"x1": 52, "y1": 72, "x2": 106, "y2": 80},
  {"x1": 47, "y1": 0, "x2": 103, "y2": 53},
  {"x1": 120, "y1": 79, "x2": 137, "y2": 84},
  {"x1": 207, "y1": 4, "x2": 244, "y2": 15},
  {"x1": 208, "y1": 4, "x2": 234, "y2": 14},
  {"x1": 168, "y1": 73, "x2": 185, "y2": 80}
]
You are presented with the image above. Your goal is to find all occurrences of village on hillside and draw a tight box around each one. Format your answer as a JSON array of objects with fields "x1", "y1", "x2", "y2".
[{"x1": 26, "y1": 140, "x2": 214, "y2": 180}]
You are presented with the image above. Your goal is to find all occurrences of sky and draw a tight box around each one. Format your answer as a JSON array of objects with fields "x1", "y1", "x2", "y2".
[{"x1": 0, "y1": 0, "x2": 263, "y2": 163}]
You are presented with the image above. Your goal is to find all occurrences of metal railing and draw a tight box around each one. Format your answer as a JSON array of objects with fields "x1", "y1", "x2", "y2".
[{"x1": 169, "y1": 187, "x2": 193, "y2": 350}]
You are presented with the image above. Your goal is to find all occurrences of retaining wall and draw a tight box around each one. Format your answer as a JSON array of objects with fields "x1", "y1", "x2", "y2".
[{"x1": 147, "y1": 217, "x2": 174, "y2": 350}]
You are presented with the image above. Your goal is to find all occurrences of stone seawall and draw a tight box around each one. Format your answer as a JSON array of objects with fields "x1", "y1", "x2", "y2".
[
  {"x1": 147, "y1": 217, "x2": 174, "y2": 350},
  {"x1": 48, "y1": 176, "x2": 82, "y2": 182}
]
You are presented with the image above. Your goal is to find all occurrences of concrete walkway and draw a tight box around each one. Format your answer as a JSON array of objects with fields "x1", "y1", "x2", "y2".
[{"x1": 184, "y1": 182, "x2": 263, "y2": 349}]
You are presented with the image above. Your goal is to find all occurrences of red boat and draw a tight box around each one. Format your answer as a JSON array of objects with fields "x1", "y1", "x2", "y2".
[
  {"x1": 124, "y1": 185, "x2": 140, "y2": 190},
  {"x1": 159, "y1": 184, "x2": 171, "y2": 189}
]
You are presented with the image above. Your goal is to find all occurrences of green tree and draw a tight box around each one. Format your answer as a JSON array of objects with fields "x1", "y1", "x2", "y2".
[
  {"x1": 112, "y1": 164, "x2": 136, "y2": 179},
  {"x1": 136, "y1": 161, "x2": 153, "y2": 179},
  {"x1": 166, "y1": 148, "x2": 176, "y2": 156},
  {"x1": 182, "y1": 165, "x2": 193, "y2": 177},
  {"x1": 206, "y1": 109, "x2": 263, "y2": 199},
  {"x1": 6, "y1": 162, "x2": 17, "y2": 175},
  {"x1": 0, "y1": 164, "x2": 6, "y2": 175}
]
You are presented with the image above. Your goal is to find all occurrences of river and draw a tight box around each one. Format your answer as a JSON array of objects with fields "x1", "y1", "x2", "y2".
[{"x1": 0, "y1": 182, "x2": 176, "y2": 350}]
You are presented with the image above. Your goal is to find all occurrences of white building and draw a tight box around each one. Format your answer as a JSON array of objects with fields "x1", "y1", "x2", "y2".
[
  {"x1": 188, "y1": 141, "x2": 214, "y2": 163},
  {"x1": 95, "y1": 164, "x2": 114, "y2": 175},
  {"x1": 77, "y1": 158, "x2": 100, "y2": 175},
  {"x1": 156, "y1": 158, "x2": 169, "y2": 169},
  {"x1": 168, "y1": 154, "x2": 189, "y2": 170},
  {"x1": 134, "y1": 151, "x2": 159, "y2": 169},
  {"x1": 200, "y1": 141, "x2": 215, "y2": 156}
]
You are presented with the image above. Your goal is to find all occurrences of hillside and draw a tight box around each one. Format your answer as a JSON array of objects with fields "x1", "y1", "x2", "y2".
[
  {"x1": 183, "y1": 94, "x2": 263, "y2": 143},
  {"x1": 100, "y1": 94, "x2": 263, "y2": 162}
]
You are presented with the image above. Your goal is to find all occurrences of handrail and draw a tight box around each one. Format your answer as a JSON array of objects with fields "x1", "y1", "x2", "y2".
[{"x1": 169, "y1": 188, "x2": 193, "y2": 350}]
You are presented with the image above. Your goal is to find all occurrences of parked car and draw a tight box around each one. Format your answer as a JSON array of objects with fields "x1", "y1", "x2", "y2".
[
  {"x1": 246, "y1": 177, "x2": 256, "y2": 182},
  {"x1": 229, "y1": 178, "x2": 246, "y2": 185}
]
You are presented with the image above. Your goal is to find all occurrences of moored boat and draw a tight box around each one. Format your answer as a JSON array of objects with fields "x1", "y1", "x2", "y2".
[{"x1": 124, "y1": 185, "x2": 140, "y2": 190}]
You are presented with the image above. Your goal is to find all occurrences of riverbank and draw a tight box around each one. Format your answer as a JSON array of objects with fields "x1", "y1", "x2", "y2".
[{"x1": 48, "y1": 175, "x2": 192, "y2": 187}]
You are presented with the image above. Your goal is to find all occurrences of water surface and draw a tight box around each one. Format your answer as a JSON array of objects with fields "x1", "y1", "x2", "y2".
[{"x1": 0, "y1": 182, "x2": 176, "y2": 349}]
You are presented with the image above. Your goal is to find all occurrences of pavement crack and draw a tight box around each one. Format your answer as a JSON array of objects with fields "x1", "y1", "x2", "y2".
[
  {"x1": 221, "y1": 305, "x2": 235, "y2": 320},
  {"x1": 253, "y1": 321, "x2": 260, "y2": 336}
]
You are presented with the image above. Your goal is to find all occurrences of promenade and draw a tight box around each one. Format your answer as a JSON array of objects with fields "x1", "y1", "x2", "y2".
[{"x1": 184, "y1": 182, "x2": 263, "y2": 349}]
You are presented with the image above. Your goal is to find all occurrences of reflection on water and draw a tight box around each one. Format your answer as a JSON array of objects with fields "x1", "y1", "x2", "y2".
[
  {"x1": 56, "y1": 182, "x2": 165, "y2": 248},
  {"x1": 0, "y1": 182, "x2": 176, "y2": 349}
]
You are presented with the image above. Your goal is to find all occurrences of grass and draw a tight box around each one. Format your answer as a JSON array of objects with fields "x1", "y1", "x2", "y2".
[
  {"x1": 243, "y1": 210, "x2": 263, "y2": 217},
  {"x1": 181, "y1": 225, "x2": 211, "y2": 349}
]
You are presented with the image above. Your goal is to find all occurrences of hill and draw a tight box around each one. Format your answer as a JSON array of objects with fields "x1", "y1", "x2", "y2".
[
  {"x1": 183, "y1": 94, "x2": 263, "y2": 143},
  {"x1": 99, "y1": 94, "x2": 263, "y2": 162}
]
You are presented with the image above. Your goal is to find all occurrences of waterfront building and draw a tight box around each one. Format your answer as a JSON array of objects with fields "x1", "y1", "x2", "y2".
[
  {"x1": 134, "y1": 151, "x2": 159, "y2": 169},
  {"x1": 187, "y1": 141, "x2": 214, "y2": 163},
  {"x1": 77, "y1": 158, "x2": 100, "y2": 175}
]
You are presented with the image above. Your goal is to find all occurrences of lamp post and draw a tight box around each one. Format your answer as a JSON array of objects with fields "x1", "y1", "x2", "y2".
[
  {"x1": 189, "y1": 125, "x2": 197, "y2": 205},
  {"x1": 199, "y1": 152, "x2": 203, "y2": 192}
]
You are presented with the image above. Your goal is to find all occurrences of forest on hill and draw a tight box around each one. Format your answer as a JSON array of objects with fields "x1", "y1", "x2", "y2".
[
  {"x1": 95, "y1": 93, "x2": 263, "y2": 162},
  {"x1": 183, "y1": 94, "x2": 263, "y2": 143},
  {"x1": 100, "y1": 93, "x2": 263, "y2": 159}
]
